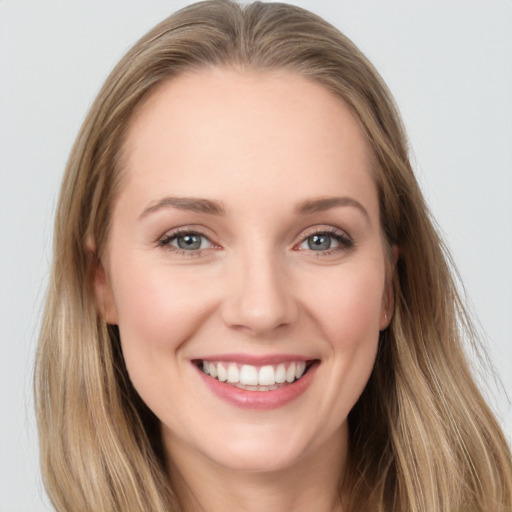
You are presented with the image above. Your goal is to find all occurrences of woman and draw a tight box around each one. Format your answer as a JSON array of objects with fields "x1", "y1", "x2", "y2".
[{"x1": 35, "y1": 1, "x2": 512, "y2": 511}]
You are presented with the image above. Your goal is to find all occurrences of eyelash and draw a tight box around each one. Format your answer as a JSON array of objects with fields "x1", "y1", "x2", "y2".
[
  {"x1": 298, "y1": 227, "x2": 354, "y2": 257},
  {"x1": 157, "y1": 228, "x2": 216, "y2": 257},
  {"x1": 157, "y1": 227, "x2": 354, "y2": 257}
]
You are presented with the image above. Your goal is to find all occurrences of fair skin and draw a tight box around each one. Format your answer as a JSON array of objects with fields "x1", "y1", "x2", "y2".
[{"x1": 94, "y1": 68, "x2": 394, "y2": 512}]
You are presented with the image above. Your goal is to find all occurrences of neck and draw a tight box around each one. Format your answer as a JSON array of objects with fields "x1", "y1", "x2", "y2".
[{"x1": 166, "y1": 427, "x2": 348, "y2": 512}]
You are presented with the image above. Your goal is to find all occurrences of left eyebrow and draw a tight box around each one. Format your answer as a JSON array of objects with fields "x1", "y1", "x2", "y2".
[
  {"x1": 139, "y1": 196, "x2": 226, "y2": 219},
  {"x1": 294, "y1": 196, "x2": 370, "y2": 223}
]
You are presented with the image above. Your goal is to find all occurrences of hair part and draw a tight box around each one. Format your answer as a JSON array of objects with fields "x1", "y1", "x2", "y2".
[{"x1": 35, "y1": 1, "x2": 512, "y2": 511}]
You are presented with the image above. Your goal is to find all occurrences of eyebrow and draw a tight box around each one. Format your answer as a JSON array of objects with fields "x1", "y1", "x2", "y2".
[
  {"x1": 140, "y1": 197, "x2": 226, "y2": 218},
  {"x1": 139, "y1": 195, "x2": 370, "y2": 221},
  {"x1": 294, "y1": 196, "x2": 370, "y2": 221}
]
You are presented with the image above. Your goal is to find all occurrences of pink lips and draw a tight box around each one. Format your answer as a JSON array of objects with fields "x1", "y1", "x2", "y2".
[{"x1": 194, "y1": 355, "x2": 318, "y2": 410}]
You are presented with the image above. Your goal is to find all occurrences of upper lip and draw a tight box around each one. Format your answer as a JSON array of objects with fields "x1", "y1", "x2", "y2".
[{"x1": 193, "y1": 353, "x2": 317, "y2": 365}]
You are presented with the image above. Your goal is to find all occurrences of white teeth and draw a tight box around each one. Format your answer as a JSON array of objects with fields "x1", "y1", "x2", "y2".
[
  {"x1": 275, "y1": 364, "x2": 286, "y2": 384},
  {"x1": 227, "y1": 364, "x2": 239, "y2": 383},
  {"x1": 258, "y1": 365, "x2": 275, "y2": 386},
  {"x1": 286, "y1": 362, "x2": 296, "y2": 383},
  {"x1": 239, "y1": 365, "x2": 259, "y2": 385},
  {"x1": 208, "y1": 362, "x2": 218, "y2": 378},
  {"x1": 200, "y1": 360, "x2": 310, "y2": 388},
  {"x1": 217, "y1": 364, "x2": 227, "y2": 382},
  {"x1": 295, "y1": 361, "x2": 306, "y2": 379},
  {"x1": 235, "y1": 383, "x2": 280, "y2": 391}
]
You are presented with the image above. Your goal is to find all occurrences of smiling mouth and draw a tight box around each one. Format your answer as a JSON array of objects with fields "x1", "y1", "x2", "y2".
[{"x1": 195, "y1": 360, "x2": 316, "y2": 391}]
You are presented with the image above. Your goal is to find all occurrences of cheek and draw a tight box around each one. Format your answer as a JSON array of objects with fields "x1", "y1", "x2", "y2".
[
  {"x1": 112, "y1": 261, "x2": 213, "y2": 346},
  {"x1": 108, "y1": 257, "x2": 219, "y2": 392},
  {"x1": 302, "y1": 263, "x2": 385, "y2": 344},
  {"x1": 109, "y1": 257, "x2": 224, "y2": 421},
  {"x1": 299, "y1": 263, "x2": 384, "y2": 414}
]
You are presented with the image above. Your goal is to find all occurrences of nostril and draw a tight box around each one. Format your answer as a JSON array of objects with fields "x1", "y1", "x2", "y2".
[
  {"x1": 221, "y1": 292, "x2": 299, "y2": 335},
  {"x1": 218, "y1": 257, "x2": 300, "y2": 335}
]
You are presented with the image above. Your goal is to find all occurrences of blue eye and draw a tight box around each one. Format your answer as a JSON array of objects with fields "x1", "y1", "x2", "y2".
[
  {"x1": 298, "y1": 230, "x2": 353, "y2": 253},
  {"x1": 159, "y1": 231, "x2": 213, "y2": 252},
  {"x1": 305, "y1": 233, "x2": 336, "y2": 251},
  {"x1": 174, "y1": 233, "x2": 205, "y2": 250}
]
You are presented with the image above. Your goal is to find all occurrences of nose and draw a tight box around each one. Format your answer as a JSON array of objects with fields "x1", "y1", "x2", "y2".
[{"x1": 220, "y1": 248, "x2": 299, "y2": 337}]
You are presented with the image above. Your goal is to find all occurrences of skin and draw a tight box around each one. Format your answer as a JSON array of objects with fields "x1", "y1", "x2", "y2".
[{"x1": 94, "y1": 68, "x2": 395, "y2": 512}]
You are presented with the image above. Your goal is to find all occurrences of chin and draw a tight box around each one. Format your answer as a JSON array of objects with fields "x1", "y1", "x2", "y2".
[
  {"x1": 198, "y1": 423, "x2": 317, "y2": 474},
  {"x1": 209, "y1": 445, "x2": 302, "y2": 474}
]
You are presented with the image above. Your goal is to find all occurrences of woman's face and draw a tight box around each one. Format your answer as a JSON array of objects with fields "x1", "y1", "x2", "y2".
[{"x1": 96, "y1": 68, "x2": 393, "y2": 475}]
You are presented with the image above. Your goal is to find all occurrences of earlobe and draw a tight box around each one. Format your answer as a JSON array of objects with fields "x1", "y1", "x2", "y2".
[
  {"x1": 87, "y1": 240, "x2": 118, "y2": 325},
  {"x1": 379, "y1": 293, "x2": 393, "y2": 331}
]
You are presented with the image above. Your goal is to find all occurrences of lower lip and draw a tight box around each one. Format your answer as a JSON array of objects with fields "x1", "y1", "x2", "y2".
[{"x1": 195, "y1": 362, "x2": 318, "y2": 410}]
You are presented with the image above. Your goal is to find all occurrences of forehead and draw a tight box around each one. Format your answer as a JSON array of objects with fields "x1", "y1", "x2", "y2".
[{"x1": 119, "y1": 67, "x2": 377, "y2": 216}]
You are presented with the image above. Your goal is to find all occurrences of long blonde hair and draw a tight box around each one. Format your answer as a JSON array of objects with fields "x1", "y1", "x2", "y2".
[{"x1": 35, "y1": 1, "x2": 512, "y2": 511}]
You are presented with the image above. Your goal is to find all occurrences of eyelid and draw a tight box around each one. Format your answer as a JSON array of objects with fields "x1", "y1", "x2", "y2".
[
  {"x1": 156, "y1": 226, "x2": 221, "y2": 254},
  {"x1": 293, "y1": 225, "x2": 354, "y2": 254},
  {"x1": 157, "y1": 225, "x2": 217, "y2": 241},
  {"x1": 155, "y1": 224, "x2": 353, "y2": 257},
  {"x1": 297, "y1": 225, "x2": 352, "y2": 243}
]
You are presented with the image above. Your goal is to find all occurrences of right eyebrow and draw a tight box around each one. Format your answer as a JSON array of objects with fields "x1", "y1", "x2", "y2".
[
  {"x1": 139, "y1": 196, "x2": 226, "y2": 219},
  {"x1": 294, "y1": 196, "x2": 370, "y2": 224}
]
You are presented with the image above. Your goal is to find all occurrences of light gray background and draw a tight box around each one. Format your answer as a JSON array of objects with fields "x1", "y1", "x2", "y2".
[{"x1": 1, "y1": 1, "x2": 510, "y2": 510}]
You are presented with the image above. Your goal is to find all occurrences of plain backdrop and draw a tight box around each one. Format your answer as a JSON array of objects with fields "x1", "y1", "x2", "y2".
[{"x1": 1, "y1": 1, "x2": 511, "y2": 510}]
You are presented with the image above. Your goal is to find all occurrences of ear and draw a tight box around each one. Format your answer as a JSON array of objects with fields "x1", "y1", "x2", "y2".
[
  {"x1": 379, "y1": 245, "x2": 399, "y2": 331},
  {"x1": 87, "y1": 238, "x2": 118, "y2": 325}
]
